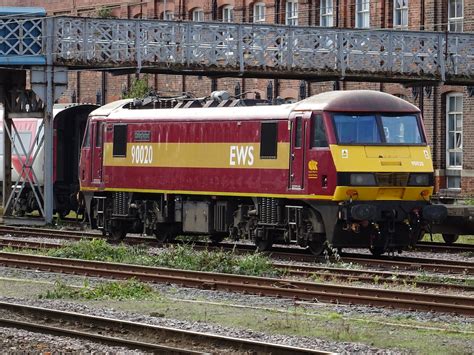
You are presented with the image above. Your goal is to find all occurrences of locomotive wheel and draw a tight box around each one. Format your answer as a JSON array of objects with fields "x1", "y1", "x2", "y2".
[
  {"x1": 369, "y1": 246, "x2": 386, "y2": 256},
  {"x1": 108, "y1": 224, "x2": 127, "y2": 242},
  {"x1": 209, "y1": 233, "x2": 225, "y2": 245},
  {"x1": 442, "y1": 234, "x2": 459, "y2": 245},
  {"x1": 154, "y1": 225, "x2": 178, "y2": 243},
  {"x1": 154, "y1": 232, "x2": 175, "y2": 243},
  {"x1": 307, "y1": 233, "x2": 327, "y2": 256},
  {"x1": 255, "y1": 237, "x2": 273, "y2": 252}
]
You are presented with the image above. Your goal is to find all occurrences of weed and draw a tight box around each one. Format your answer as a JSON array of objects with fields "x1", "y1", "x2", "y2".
[
  {"x1": 40, "y1": 278, "x2": 156, "y2": 300},
  {"x1": 34, "y1": 240, "x2": 279, "y2": 277}
]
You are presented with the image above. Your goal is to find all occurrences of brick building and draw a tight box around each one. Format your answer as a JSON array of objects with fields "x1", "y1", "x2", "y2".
[{"x1": 9, "y1": 0, "x2": 474, "y2": 195}]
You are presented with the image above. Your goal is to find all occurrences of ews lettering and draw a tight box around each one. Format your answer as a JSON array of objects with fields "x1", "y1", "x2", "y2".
[{"x1": 229, "y1": 146, "x2": 254, "y2": 166}]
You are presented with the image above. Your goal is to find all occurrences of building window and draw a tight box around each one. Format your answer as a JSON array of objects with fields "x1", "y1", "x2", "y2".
[
  {"x1": 355, "y1": 0, "x2": 370, "y2": 28},
  {"x1": 446, "y1": 93, "x2": 463, "y2": 172},
  {"x1": 222, "y1": 5, "x2": 234, "y2": 22},
  {"x1": 192, "y1": 8, "x2": 204, "y2": 22},
  {"x1": 253, "y1": 2, "x2": 266, "y2": 23},
  {"x1": 260, "y1": 122, "x2": 278, "y2": 159},
  {"x1": 448, "y1": 0, "x2": 463, "y2": 32},
  {"x1": 163, "y1": 10, "x2": 174, "y2": 20},
  {"x1": 320, "y1": 0, "x2": 333, "y2": 27},
  {"x1": 285, "y1": 0, "x2": 298, "y2": 26},
  {"x1": 447, "y1": 176, "x2": 461, "y2": 189},
  {"x1": 393, "y1": 0, "x2": 408, "y2": 28}
]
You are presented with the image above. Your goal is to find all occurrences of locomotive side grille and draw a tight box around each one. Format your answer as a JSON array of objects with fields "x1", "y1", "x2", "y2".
[
  {"x1": 376, "y1": 173, "x2": 409, "y2": 186},
  {"x1": 113, "y1": 192, "x2": 129, "y2": 216},
  {"x1": 258, "y1": 197, "x2": 282, "y2": 225},
  {"x1": 214, "y1": 202, "x2": 227, "y2": 232}
]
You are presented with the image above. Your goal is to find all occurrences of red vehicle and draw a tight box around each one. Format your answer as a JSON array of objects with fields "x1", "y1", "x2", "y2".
[
  {"x1": 79, "y1": 91, "x2": 446, "y2": 255},
  {"x1": 0, "y1": 104, "x2": 97, "y2": 217}
]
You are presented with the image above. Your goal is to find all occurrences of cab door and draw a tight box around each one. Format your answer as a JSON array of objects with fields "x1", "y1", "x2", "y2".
[
  {"x1": 91, "y1": 121, "x2": 104, "y2": 183},
  {"x1": 289, "y1": 112, "x2": 309, "y2": 189}
]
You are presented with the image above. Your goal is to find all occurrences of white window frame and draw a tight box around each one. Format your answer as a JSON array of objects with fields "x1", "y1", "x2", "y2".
[
  {"x1": 355, "y1": 0, "x2": 370, "y2": 28},
  {"x1": 320, "y1": 0, "x2": 333, "y2": 27},
  {"x1": 285, "y1": 0, "x2": 298, "y2": 26},
  {"x1": 446, "y1": 93, "x2": 463, "y2": 175},
  {"x1": 253, "y1": 2, "x2": 266, "y2": 23},
  {"x1": 393, "y1": 0, "x2": 408, "y2": 28},
  {"x1": 448, "y1": 0, "x2": 463, "y2": 32},
  {"x1": 163, "y1": 10, "x2": 174, "y2": 20},
  {"x1": 222, "y1": 5, "x2": 234, "y2": 23},
  {"x1": 192, "y1": 8, "x2": 204, "y2": 22}
]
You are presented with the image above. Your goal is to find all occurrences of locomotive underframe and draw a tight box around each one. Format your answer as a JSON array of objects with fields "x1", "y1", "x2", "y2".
[{"x1": 85, "y1": 190, "x2": 442, "y2": 255}]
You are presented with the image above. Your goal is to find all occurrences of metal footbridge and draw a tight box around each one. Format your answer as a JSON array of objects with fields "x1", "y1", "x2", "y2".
[
  {"x1": 2, "y1": 14, "x2": 473, "y2": 84},
  {"x1": 0, "y1": 7, "x2": 473, "y2": 224}
]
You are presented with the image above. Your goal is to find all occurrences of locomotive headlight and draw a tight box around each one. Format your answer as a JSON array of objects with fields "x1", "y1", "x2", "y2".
[
  {"x1": 408, "y1": 173, "x2": 430, "y2": 186},
  {"x1": 350, "y1": 173, "x2": 376, "y2": 186}
]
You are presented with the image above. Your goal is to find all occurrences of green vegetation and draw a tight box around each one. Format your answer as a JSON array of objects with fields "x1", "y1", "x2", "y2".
[
  {"x1": 40, "y1": 278, "x2": 156, "y2": 301},
  {"x1": 122, "y1": 75, "x2": 153, "y2": 99},
  {"x1": 421, "y1": 233, "x2": 474, "y2": 244},
  {"x1": 1, "y1": 273, "x2": 473, "y2": 354},
  {"x1": 25, "y1": 239, "x2": 279, "y2": 277},
  {"x1": 97, "y1": 6, "x2": 115, "y2": 19}
]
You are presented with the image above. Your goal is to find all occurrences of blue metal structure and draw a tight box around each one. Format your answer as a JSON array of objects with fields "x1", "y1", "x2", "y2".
[{"x1": 0, "y1": 7, "x2": 45, "y2": 65}]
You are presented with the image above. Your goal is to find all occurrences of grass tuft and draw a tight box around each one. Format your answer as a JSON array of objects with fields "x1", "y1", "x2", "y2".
[
  {"x1": 40, "y1": 278, "x2": 156, "y2": 300},
  {"x1": 41, "y1": 239, "x2": 279, "y2": 277}
]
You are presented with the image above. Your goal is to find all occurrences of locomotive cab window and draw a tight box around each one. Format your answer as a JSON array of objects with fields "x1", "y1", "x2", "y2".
[
  {"x1": 83, "y1": 123, "x2": 91, "y2": 148},
  {"x1": 295, "y1": 116, "x2": 303, "y2": 148},
  {"x1": 310, "y1": 114, "x2": 328, "y2": 148},
  {"x1": 95, "y1": 122, "x2": 103, "y2": 147},
  {"x1": 333, "y1": 114, "x2": 381, "y2": 144},
  {"x1": 113, "y1": 124, "x2": 127, "y2": 157},
  {"x1": 260, "y1": 122, "x2": 278, "y2": 159}
]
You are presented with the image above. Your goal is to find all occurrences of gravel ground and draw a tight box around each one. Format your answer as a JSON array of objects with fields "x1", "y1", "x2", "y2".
[
  {"x1": 1, "y1": 265, "x2": 470, "y2": 323},
  {"x1": 0, "y1": 326, "x2": 148, "y2": 354},
  {"x1": 3, "y1": 235, "x2": 473, "y2": 295},
  {"x1": 0, "y1": 233, "x2": 472, "y2": 353},
  {"x1": 0, "y1": 297, "x2": 392, "y2": 354}
]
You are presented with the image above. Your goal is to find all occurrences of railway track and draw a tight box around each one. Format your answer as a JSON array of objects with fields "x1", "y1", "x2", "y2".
[
  {"x1": 1, "y1": 224, "x2": 473, "y2": 274},
  {"x1": 1, "y1": 237, "x2": 471, "y2": 292},
  {"x1": 0, "y1": 251, "x2": 472, "y2": 316},
  {"x1": 0, "y1": 301, "x2": 328, "y2": 354},
  {"x1": 0, "y1": 225, "x2": 473, "y2": 275},
  {"x1": 415, "y1": 241, "x2": 474, "y2": 254}
]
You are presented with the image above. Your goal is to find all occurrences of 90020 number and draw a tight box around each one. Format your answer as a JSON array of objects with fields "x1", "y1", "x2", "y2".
[{"x1": 131, "y1": 145, "x2": 153, "y2": 164}]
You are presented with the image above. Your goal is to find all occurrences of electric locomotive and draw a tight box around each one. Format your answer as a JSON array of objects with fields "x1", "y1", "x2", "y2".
[{"x1": 79, "y1": 90, "x2": 446, "y2": 255}]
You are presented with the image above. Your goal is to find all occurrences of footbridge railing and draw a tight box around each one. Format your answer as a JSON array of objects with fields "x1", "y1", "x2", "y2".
[{"x1": 2, "y1": 15, "x2": 474, "y2": 84}]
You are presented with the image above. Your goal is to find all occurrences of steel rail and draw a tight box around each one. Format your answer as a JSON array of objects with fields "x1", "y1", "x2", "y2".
[
  {"x1": 194, "y1": 242, "x2": 474, "y2": 275},
  {"x1": 1, "y1": 237, "x2": 470, "y2": 292},
  {"x1": 0, "y1": 225, "x2": 472, "y2": 275},
  {"x1": 0, "y1": 301, "x2": 331, "y2": 355},
  {"x1": 0, "y1": 252, "x2": 472, "y2": 316},
  {"x1": 276, "y1": 263, "x2": 474, "y2": 292},
  {"x1": 416, "y1": 241, "x2": 474, "y2": 253},
  {"x1": 0, "y1": 318, "x2": 203, "y2": 354}
]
